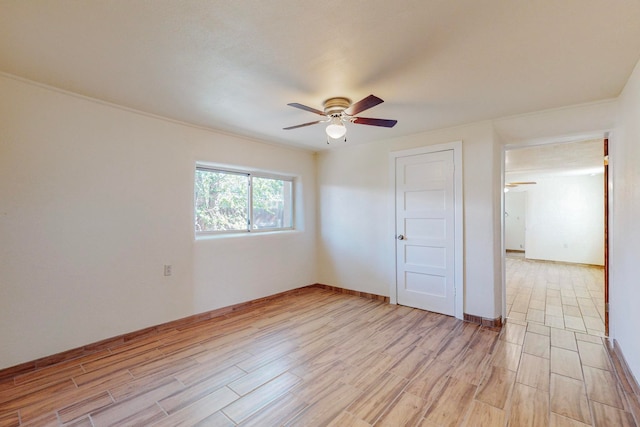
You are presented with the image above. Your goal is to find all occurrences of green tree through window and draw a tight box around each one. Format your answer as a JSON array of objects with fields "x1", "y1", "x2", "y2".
[{"x1": 195, "y1": 167, "x2": 293, "y2": 234}]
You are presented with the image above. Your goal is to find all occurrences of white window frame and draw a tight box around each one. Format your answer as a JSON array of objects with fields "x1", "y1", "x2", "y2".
[{"x1": 195, "y1": 165, "x2": 294, "y2": 236}]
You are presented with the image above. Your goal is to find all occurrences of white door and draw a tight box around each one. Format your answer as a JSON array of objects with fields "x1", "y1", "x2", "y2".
[
  {"x1": 505, "y1": 191, "x2": 526, "y2": 251},
  {"x1": 396, "y1": 149, "x2": 455, "y2": 315}
]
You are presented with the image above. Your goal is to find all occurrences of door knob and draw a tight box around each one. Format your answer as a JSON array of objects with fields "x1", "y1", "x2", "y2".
[{"x1": 397, "y1": 234, "x2": 405, "y2": 240}]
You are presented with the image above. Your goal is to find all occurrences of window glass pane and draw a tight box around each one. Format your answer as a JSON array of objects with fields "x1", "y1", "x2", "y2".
[
  {"x1": 252, "y1": 177, "x2": 292, "y2": 229},
  {"x1": 195, "y1": 169, "x2": 249, "y2": 232}
]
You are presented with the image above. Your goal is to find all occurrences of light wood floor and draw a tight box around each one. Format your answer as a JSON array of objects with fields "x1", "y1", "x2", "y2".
[
  {"x1": 1, "y1": 287, "x2": 638, "y2": 426},
  {"x1": 506, "y1": 257, "x2": 606, "y2": 336}
]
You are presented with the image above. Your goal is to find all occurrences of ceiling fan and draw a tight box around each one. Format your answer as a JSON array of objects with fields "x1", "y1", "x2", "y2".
[
  {"x1": 504, "y1": 181, "x2": 537, "y2": 192},
  {"x1": 506, "y1": 181, "x2": 537, "y2": 187},
  {"x1": 283, "y1": 94, "x2": 397, "y2": 142}
]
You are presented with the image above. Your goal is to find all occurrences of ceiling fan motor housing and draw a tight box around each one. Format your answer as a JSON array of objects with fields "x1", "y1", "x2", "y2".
[{"x1": 323, "y1": 97, "x2": 351, "y2": 116}]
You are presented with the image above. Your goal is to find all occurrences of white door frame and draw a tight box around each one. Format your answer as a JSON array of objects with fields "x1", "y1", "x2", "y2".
[
  {"x1": 500, "y1": 130, "x2": 611, "y2": 320},
  {"x1": 389, "y1": 141, "x2": 464, "y2": 320}
]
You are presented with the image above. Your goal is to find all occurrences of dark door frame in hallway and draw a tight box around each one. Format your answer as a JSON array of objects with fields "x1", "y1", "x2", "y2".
[{"x1": 604, "y1": 136, "x2": 610, "y2": 335}]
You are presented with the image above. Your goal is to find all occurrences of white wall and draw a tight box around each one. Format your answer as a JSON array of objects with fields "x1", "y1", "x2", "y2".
[
  {"x1": 316, "y1": 140, "x2": 392, "y2": 298},
  {"x1": 0, "y1": 75, "x2": 316, "y2": 369},
  {"x1": 191, "y1": 141, "x2": 316, "y2": 312},
  {"x1": 524, "y1": 175, "x2": 604, "y2": 265},
  {"x1": 505, "y1": 191, "x2": 526, "y2": 251},
  {"x1": 610, "y1": 58, "x2": 640, "y2": 383},
  {"x1": 494, "y1": 99, "x2": 617, "y2": 144},
  {"x1": 3, "y1": 63, "x2": 639, "y2": 387},
  {"x1": 317, "y1": 122, "x2": 503, "y2": 319}
]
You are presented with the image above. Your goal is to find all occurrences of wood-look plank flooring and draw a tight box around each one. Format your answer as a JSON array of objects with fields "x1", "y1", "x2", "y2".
[
  {"x1": 0, "y1": 287, "x2": 637, "y2": 426},
  {"x1": 506, "y1": 256, "x2": 605, "y2": 336}
]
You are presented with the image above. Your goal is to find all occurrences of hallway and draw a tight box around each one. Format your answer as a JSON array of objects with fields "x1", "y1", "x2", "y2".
[{"x1": 506, "y1": 256, "x2": 606, "y2": 336}]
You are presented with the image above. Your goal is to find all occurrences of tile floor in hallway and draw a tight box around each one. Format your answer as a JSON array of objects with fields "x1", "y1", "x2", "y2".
[{"x1": 506, "y1": 256, "x2": 606, "y2": 336}]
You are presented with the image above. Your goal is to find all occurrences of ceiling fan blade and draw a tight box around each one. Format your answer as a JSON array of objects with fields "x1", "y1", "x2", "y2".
[
  {"x1": 347, "y1": 94, "x2": 384, "y2": 115},
  {"x1": 353, "y1": 117, "x2": 398, "y2": 128},
  {"x1": 508, "y1": 181, "x2": 537, "y2": 185},
  {"x1": 283, "y1": 120, "x2": 322, "y2": 130},
  {"x1": 287, "y1": 103, "x2": 325, "y2": 116}
]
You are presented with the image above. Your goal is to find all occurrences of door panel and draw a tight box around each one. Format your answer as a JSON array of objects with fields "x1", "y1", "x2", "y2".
[
  {"x1": 405, "y1": 246, "x2": 446, "y2": 267},
  {"x1": 405, "y1": 218, "x2": 445, "y2": 238},
  {"x1": 396, "y1": 149, "x2": 455, "y2": 315},
  {"x1": 406, "y1": 272, "x2": 447, "y2": 295}
]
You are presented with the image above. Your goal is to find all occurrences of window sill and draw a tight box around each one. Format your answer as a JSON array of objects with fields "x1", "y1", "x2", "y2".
[{"x1": 195, "y1": 228, "x2": 299, "y2": 241}]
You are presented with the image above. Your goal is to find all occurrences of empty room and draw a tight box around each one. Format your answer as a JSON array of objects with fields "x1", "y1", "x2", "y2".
[{"x1": 1, "y1": 1, "x2": 640, "y2": 426}]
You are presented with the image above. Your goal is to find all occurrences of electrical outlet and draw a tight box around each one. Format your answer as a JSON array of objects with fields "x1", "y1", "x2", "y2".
[{"x1": 164, "y1": 265, "x2": 172, "y2": 276}]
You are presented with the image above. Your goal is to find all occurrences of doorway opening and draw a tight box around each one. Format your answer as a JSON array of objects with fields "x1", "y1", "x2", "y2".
[{"x1": 502, "y1": 138, "x2": 608, "y2": 337}]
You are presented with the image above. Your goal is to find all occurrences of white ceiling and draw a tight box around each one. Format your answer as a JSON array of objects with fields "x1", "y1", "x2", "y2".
[
  {"x1": 1, "y1": 1, "x2": 639, "y2": 151},
  {"x1": 505, "y1": 138, "x2": 604, "y2": 185}
]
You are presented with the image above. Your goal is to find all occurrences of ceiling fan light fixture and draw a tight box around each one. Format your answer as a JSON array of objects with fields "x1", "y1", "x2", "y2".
[
  {"x1": 284, "y1": 94, "x2": 396, "y2": 141},
  {"x1": 326, "y1": 117, "x2": 347, "y2": 139}
]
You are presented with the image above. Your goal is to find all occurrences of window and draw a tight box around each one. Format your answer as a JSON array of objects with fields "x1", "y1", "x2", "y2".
[{"x1": 195, "y1": 166, "x2": 293, "y2": 234}]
